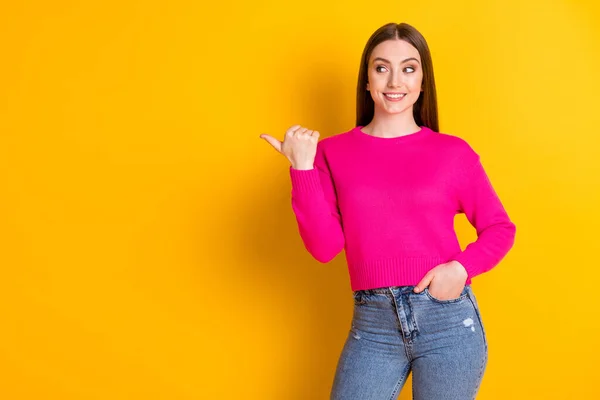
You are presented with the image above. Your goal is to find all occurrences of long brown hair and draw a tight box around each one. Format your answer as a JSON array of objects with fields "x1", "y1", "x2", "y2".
[{"x1": 356, "y1": 22, "x2": 439, "y2": 133}]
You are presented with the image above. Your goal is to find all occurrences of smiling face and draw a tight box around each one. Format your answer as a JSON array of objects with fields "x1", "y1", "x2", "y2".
[{"x1": 366, "y1": 39, "x2": 424, "y2": 116}]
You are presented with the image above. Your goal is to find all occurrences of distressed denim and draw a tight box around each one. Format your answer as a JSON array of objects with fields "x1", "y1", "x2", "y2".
[{"x1": 330, "y1": 285, "x2": 487, "y2": 400}]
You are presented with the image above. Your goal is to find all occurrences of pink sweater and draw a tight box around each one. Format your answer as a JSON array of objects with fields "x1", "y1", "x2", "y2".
[{"x1": 289, "y1": 125, "x2": 516, "y2": 291}]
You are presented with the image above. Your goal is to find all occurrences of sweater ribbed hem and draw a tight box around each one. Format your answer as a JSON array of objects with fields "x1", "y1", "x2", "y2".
[{"x1": 348, "y1": 256, "x2": 473, "y2": 291}]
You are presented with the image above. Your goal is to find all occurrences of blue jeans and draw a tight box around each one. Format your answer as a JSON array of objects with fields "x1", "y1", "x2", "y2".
[{"x1": 330, "y1": 285, "x2": 487, "y2": 400}]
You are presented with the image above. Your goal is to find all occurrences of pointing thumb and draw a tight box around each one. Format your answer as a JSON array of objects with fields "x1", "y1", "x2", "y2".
[
  {"x1": 260, "y1": 134, "x2": 282, "y2": 153},
  {"x1": 414, "y1": 272, "x2": 434, "y2": 293}
]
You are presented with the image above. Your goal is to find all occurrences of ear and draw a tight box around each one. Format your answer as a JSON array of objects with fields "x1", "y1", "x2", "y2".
[{"x1": 366, "y1": 82, "x2": 370, "y2": 91}]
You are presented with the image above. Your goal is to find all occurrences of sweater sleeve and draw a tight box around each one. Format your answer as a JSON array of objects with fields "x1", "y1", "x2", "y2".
[
  {"x1": 450, "y1": 152, "x2": 516, "y2": 279},
  {"x1": 288, "y1": 140, "x2": 345, "y2": 262}
]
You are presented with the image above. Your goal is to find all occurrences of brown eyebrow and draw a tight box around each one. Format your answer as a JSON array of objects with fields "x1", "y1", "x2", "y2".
[{"x1": 372, "y1": 57, "x2": 420, "y2": 65}]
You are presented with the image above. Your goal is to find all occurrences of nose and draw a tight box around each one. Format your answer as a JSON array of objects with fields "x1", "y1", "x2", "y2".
[{"x1": 388, "y1": 69, "x2": 402, "y2": 88}]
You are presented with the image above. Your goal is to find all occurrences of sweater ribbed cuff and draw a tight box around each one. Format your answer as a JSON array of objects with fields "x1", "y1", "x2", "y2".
[
  {"x1": 289, "y1": 166, "x2": 322, "y2": 194},
  {"x1": 451, "y1": 253, "x2": 479, "y2": 280}
]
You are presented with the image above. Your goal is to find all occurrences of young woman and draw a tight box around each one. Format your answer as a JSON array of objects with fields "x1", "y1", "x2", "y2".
[{"x1": 260, "y1": 22, "x2": 516, "y2": 400}]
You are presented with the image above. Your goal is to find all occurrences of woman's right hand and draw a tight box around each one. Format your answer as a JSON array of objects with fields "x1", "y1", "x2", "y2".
[{"x1": 259, "y1": 124, "x2": 320, "y2": 170}]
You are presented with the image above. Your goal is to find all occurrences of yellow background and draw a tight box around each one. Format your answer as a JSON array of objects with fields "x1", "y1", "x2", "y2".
[{"x1": 0, "y1": 0, "x2": 598, "y2": 398}]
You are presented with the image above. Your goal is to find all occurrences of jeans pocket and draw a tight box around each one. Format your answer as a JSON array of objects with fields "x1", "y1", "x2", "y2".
[
  {"x1": 424, "y1": 285, "x2": 469, "y2": 304},
  {"x1": 353, "y1": 291, "x2": 366, "y2": 305}
]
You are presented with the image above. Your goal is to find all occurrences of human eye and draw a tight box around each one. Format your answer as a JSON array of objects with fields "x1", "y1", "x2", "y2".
[
  {"x1": 375, "y1": 65, "x2": 388, "y2": 73},
  {"x1": 404, "y1": 65, "x2": 416, "y2": 73}
]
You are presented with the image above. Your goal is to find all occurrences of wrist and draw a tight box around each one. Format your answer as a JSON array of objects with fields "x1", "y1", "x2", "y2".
[{"x1": 291, "y1": 163, "x2": 314, "y2": 170}]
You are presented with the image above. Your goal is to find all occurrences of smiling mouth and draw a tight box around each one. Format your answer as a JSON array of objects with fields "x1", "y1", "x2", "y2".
[{"x1": 384, "y1": 93, "x2": 407, "y2": 100}]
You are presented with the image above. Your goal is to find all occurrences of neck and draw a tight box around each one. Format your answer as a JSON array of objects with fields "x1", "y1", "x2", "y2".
[{"x1": 362, "y1": 108, "x2": 420, "y2": 138}]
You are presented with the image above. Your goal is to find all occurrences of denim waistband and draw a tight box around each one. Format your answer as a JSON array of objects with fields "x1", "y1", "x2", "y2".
[{"x1": 355, "y1": 285, "x2": 418, "y2": 296}]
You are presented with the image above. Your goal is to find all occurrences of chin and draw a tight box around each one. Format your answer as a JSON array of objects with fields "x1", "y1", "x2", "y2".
[{"x1": 381, "y1": 105, "x2": 414, "y2": 114}]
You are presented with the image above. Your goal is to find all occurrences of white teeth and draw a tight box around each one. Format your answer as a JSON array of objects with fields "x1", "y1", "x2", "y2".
[{"x1": 385, "y1": 93, "x2": 406, "y2": 99}]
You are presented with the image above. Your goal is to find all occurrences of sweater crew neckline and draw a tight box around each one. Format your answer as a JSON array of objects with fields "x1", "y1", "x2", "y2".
[{"x1": 352, "y1": 125, "x2": 433, "y2": 143}]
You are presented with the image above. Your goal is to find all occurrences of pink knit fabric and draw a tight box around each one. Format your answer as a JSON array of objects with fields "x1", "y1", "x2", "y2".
[{"x1": 289, "y1": 125, "x2": 516, "y2": 291}]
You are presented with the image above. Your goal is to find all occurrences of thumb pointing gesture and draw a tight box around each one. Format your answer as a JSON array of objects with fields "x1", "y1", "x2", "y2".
[
  {"x1": 259, "y1": 124, "x2": 319, "y2": 170},
  {"x1": 260, "y1": 124, "x2": 302, "y2": 154},
  {"x1": 259, "y1": 133, "x2": 283, "y2": 153}
]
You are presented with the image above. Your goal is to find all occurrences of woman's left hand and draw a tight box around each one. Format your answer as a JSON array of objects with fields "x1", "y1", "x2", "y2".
[{"x1": 413, "y1": 261, "x2": 468, "y2": 300}]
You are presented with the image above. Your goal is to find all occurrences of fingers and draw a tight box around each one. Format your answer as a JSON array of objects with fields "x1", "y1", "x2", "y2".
[
  {"x1": 286, "y1": 125, "x2": 302, "y2": 138},
  {"x1": 290, "y1": 127, "x2": 310, "y2": 140},
  {"x1": 292, "y1": 128, "x2": 319, "y2": 142},
  {"x1": 286, "y1": 125, "x2": 320, "y2": 138}
]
